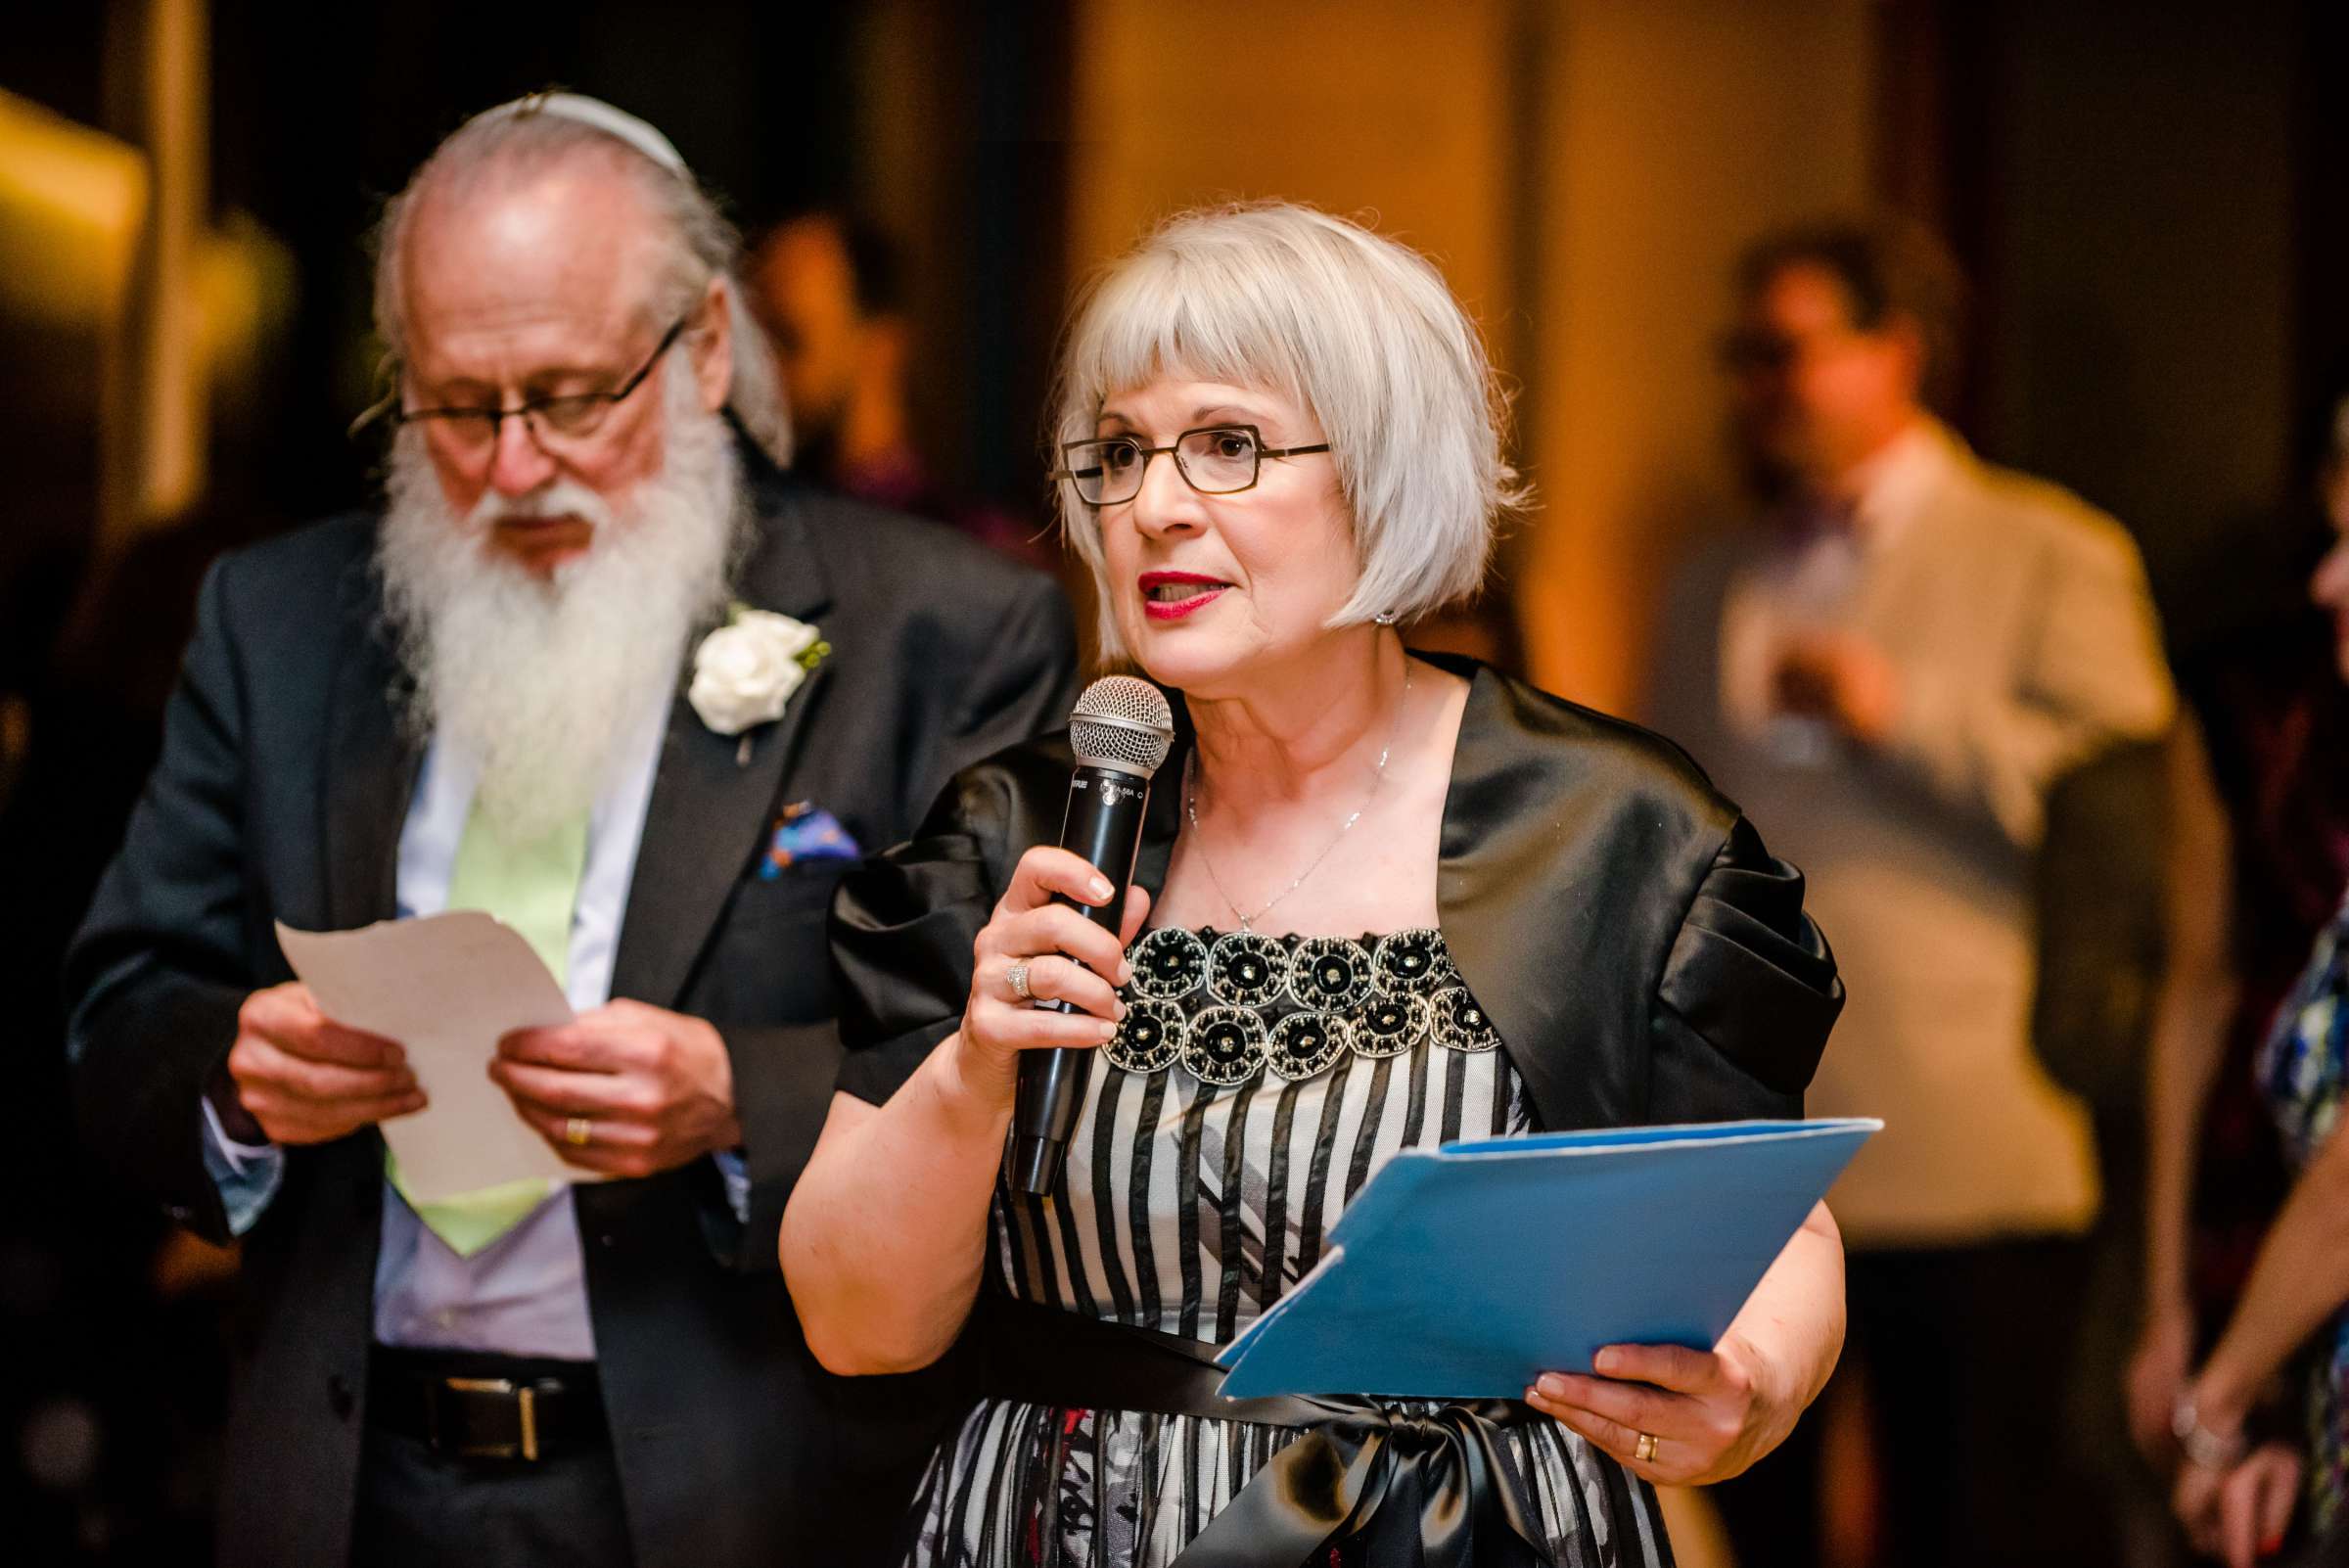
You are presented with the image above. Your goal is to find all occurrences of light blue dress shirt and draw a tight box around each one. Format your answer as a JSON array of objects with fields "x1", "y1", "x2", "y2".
[{"x1": 202, "y1": 694, "x2": 750, "y2": 1360}]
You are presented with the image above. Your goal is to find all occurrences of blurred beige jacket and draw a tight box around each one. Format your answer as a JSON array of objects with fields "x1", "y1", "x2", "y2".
[{"x1": 1647, "y1": 419, "x2": 2176, "y2": 1246}]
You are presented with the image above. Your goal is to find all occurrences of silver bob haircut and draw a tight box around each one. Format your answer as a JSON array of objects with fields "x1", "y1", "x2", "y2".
[
  {"x1": 1052, "y1": 201, "x2": 1523, "y2": 663},
  {"x1": 370, "y1": 95, "x2": 791, "y2": 468}
]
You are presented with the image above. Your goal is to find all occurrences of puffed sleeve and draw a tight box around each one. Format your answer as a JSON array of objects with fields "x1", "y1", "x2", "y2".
[
  {"x1": 829, "y1": 765, "x2": 1021, "y2": 1107},
  {"x1": 1647, "y1": 817, "x2": 1844, "y2": 1122}
]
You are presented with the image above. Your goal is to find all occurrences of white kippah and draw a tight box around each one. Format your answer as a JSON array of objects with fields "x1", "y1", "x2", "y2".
[{"x1": 478, "y1": 90, "x2": 689, "y2": 177}]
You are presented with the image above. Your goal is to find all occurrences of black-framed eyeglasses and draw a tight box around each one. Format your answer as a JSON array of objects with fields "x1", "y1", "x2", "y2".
[
  {"x1": 1052, "y1": 424, "x2": 1331, "y2": 507},
  {"x1": 356, "y1": 316, "x2": 688, "y2": 453}
]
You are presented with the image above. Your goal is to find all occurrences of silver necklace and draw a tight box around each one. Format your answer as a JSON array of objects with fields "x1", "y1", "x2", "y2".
[{"x1": 1182, "y1": 664, "x2": 1413, "y2": 933}]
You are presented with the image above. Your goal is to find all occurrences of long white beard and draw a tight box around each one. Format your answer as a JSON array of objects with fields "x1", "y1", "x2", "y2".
[{"x1": 377, "y1": 368, "x2": 746, "y2": 843}]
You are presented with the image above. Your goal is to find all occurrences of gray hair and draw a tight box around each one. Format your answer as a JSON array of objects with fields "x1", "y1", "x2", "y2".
[
  {"x1": 1052, "y1": 201, "x2": 1523, "y2": 663},
  {"x1": 371, "y1": 97, "x2": 791, "y2": 467}
]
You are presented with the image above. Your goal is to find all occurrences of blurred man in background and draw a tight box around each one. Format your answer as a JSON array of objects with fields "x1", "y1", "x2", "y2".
[
  {"x1": 63, "y1": 93, "x2": 1075, "y2": 1568},
  {"x1": 746, "y1": 210, "x2": 1047, "y2": 566},
  {"x1": 1648, "y1": 219, "x2": 2177, "y2": 1568}
]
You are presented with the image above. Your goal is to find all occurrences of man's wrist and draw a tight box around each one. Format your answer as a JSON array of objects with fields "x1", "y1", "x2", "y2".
[
  {"x1": 709, "y1": 1112, "x2": 745, "y2": 1159},
  {"x1": 205, "y1": 1065, "x2": 265, "y2": 1145},
  {"x1": 689, "y1": 1014, "x2": 743, "y2": 1157},
  {"x1": 1834, "y1": 645, "x2": 1900, "y2": 746}
]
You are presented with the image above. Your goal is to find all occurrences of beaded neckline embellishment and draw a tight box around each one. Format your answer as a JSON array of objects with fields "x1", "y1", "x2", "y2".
[{"x1": 1106, "y1": 926, "x2": 1501, "y2": 1087}]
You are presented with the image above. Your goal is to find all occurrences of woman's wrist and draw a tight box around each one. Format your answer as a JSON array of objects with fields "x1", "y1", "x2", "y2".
[
  {"x1": 929, "y1": 1028, "x2": 1020, "y2": 1134},
  {"x1": 2142, "y1": 1286, "x2": 2193, "y2": 1333},
  {"x1": 1721, "y1": 1323, "x2": 1805, "y2": 1426},
  {"x1": 2175, "y1": 1370, "x2": 2253, "y2": 1467}
]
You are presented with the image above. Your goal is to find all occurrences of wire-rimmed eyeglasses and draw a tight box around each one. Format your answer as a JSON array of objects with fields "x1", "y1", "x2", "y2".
[
  {"x1": 1053, "y1": 424, "x2": 1331, "y2": 507},
  {"x1": 350, "y1": 316, "x2": 687, "y2": 455}
]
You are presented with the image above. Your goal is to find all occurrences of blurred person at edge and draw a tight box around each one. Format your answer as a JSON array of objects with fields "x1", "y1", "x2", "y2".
[
  {"x1": 2163, "y1": 392, "x2": 2349, "y2": 1567},
  {"x1": 61, "y1": 94, "x2": 1077, "y2": 1568},
  {"x1": 2127, "y1": 368, "x2": 2349, "y2": 1534},
  {"x1": 1645, "y1": 218, "x2": 2177, "y2": 1568},
  {"x1": 746, "y1": 211, "x2": 1048, "y2": 568}
]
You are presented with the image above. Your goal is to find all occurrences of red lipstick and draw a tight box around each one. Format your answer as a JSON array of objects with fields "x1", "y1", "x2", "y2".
[{"x1": 1138, "y1": 570, "x2": 1229, "y2": 622}]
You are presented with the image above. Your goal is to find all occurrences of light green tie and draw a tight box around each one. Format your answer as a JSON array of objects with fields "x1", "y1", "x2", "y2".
[{"x1": 390, "y1": 803, "x2": 592, "y2": 1257}]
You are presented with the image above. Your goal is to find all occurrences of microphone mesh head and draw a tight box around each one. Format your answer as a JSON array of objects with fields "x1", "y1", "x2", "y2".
[{"x1": 1070, "y1": 675, "x2": 1175, "y2": 776}]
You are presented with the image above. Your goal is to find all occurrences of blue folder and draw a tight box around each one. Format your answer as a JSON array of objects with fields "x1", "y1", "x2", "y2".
[{"x1": 1214, "y1": 1118, "x2": 1880, "y2": 1400}]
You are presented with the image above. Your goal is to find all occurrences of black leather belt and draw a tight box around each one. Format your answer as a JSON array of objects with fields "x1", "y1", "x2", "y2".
[
  {"x1": 367, "y1": 1346, "x2": 606, "y2": 1463},
  {"x1": 974, "y1": 1294, "x2": 1556, "y2": 1567}
]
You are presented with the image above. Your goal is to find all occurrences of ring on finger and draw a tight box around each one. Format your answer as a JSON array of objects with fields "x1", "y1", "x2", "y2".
[
  {"x1": 1006, "y1": 959, "x2": 1036, "y2": 1002},
  {"x1": 565, "y1": 1116, "x2": 594, "y2": 1148},
  {"x1": 1634, "y1": 1431, "x2": 1658, "y2": 1464}
]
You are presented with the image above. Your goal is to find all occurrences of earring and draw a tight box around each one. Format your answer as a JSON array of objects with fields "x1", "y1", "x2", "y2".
[{"x1": 1372, "y1": 611, "x2": 1399, "y2": 626}]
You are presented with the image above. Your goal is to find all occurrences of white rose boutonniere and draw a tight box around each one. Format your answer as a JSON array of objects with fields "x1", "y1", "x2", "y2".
[{"x1": 688, "y1": 605, "x2": 830, "y2": 738}]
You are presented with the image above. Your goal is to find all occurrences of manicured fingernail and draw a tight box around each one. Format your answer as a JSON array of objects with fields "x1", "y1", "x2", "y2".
[
  {"x1": 1089, "y1": 876, "x2": 1113, "y2": 901},
  {"x1": 1537, "y1": 1373, "x2": 1569, "y2": 1399},
  {"x1": 1114, "y1": 999, "x2": 1128, "y2": 1021},
  {"x1": 1593, "y1": 1348, "x2": 1624, "y2": 1375},
  {"x1": 1118, "y1": 960, "x2": 1134, "y2": 985},
  {"x1": 1097, "y1": 1020, "x2": 1118, "y2": 1041}
]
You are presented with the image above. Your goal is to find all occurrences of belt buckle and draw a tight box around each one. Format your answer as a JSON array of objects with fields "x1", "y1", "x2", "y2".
[{"x1": 438, "y1": 1376, "x2": 540, "y2": 1462}]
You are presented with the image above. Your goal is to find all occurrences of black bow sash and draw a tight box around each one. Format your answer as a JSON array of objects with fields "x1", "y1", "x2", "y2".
[{"x1": 975, "y1": 1295, "x2": 1554, "y2": 1567}]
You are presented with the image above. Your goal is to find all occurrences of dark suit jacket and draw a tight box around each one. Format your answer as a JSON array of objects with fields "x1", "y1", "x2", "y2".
[
  {"x1": 63, "y1": 451, "x2": 1079, "y2": 1568},
  {"x1": 834, "y1": 654, "x2": 1845, "y2": 1135}
]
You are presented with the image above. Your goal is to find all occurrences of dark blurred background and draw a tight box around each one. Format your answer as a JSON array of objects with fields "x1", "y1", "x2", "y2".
[{"x1": 2, "y1": 1, "x2": 2343, "y2": 1561}]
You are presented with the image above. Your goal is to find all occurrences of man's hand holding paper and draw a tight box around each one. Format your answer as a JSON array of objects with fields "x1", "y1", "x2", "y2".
[
  {"x1": 271, "y1": 914, "x2": 744, "y2": 1195},
  {"x1": 222, "y1": 980, "x2": 426, "y2": 1145},
  {"x1": 276, "y1": 913, "x2": 592, "y2": 1204},
  {"x1": 492, "y1": 997, "x2": 742, "y2": 1179}
]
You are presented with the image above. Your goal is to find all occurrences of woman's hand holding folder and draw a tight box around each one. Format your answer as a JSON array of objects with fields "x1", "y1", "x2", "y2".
[{"x1": 1523, "y1": 1200, "x2": 1846, "y2": 1486}]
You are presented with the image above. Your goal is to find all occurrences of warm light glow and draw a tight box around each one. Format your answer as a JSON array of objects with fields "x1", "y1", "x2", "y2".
[
  {"x1": 0, "y1": 89, "x2": 150, "y2": 326},
  {"x1": 193, "y1": 212, "x2": 297, "y2": 387},
  {"x1": 1065, "y1": 0, "x2": 1511, "y2": 322}
]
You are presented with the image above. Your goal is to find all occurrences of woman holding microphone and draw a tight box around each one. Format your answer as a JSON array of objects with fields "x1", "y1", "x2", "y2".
[{"x1": 783, "y1": 201, "x2": 1849, "y2": 1566}]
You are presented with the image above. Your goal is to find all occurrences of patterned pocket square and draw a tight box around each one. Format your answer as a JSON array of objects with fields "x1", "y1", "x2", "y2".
[{"x1": 760, "y1": 802, "x2": 861, "y2": 878}]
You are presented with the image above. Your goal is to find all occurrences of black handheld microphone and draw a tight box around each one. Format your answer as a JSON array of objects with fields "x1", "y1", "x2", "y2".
[{"x1": 1008, "y1": 675, "x2": 1175, "y2": 1196}]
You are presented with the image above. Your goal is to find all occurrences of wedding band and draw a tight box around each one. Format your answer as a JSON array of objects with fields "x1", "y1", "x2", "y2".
[
  {"x1": 1006, "y1": 960, "x2": 1035, "y2": 1002},
  {"x1": 565, "y1": 1117, "x2": 593, "y2": 1147},
  {"x1": 1635, "y1": 1431, "x2": 1658, "y2": 1463}
]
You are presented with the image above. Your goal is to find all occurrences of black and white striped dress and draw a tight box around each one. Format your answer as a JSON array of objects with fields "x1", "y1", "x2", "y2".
[{"x1": 898, "y1": 927, "x2": 1677, "y2": 1568}]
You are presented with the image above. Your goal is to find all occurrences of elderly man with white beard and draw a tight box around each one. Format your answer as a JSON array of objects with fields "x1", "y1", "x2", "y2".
[{"x1": 63, "y1": 95, "x2": 1077, "y2": 1568}]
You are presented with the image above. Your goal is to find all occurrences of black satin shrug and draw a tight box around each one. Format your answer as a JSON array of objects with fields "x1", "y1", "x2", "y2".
[{"x1": 832, "y1": 654, "x2": 1844, "y2": 1134}]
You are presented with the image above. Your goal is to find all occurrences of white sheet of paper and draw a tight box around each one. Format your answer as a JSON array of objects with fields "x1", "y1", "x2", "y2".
[{"x1": 274, "y1": 912, "x2": 606, "y2": 1203}]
